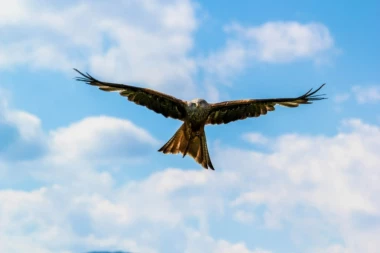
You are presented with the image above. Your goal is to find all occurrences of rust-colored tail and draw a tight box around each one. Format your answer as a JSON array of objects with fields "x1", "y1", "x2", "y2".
[{"x1": 158, "y1": 123, "x2": 214, "y2": 170}]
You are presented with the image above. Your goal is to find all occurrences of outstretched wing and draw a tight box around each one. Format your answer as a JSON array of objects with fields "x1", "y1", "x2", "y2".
[
  {"x1": 74, "y1": 69, "x2": 188, "y2": 120},
  {"x1": 206, "y1": 84, "x2": 326, "y2": 125}
]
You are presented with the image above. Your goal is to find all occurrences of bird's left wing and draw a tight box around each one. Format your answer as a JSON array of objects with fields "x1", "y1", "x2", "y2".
[
  {"x1": 74, "y1": 69, "x2": 188, "y2": 120},
  {"x1": 206, "y1": 84, "x2": 326, "y2": 125}
]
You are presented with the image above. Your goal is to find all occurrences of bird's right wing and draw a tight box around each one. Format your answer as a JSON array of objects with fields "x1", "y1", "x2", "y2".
[
  {"x1": 206, "y1": 84, "x2": 326, "y2": 125},
  {"x1": 74, "y1": 69, "x2": 188, "y2": 120}
]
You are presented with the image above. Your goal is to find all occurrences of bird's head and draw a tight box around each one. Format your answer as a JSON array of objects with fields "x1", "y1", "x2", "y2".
[{"x1": 188, "y1": 98, "x2": 209, "y2": 109}]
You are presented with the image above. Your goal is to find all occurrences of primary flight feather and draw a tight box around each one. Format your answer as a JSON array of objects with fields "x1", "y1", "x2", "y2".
[{"x1": 74, "y1": 68, "x2": 326, "y2": 170}]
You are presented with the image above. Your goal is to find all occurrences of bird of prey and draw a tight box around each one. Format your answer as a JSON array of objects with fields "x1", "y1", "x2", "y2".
[{"x1": 74, "y1": 68, "x2": 326, "y2": 170}]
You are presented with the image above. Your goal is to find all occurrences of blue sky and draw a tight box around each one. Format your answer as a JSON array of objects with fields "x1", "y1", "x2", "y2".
[{"x1": 0, "y1": 0, "x2": 379, "y2": 252}]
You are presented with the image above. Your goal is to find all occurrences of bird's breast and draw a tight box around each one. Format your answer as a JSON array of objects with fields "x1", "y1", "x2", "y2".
[{"x1": 186, "y1": 109, "x2": 209, "y2": 131}]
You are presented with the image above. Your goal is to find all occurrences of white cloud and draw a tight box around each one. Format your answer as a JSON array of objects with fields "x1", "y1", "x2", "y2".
[
  {"x1": 0, "y1": 0, "x2": 198, "y2": 97},
  {"x1": 0, "y1": 89, "x2": 46, "y2": 162},
  {"x1": 0, "y1": 89, "x2": 42, "y2": 140},
  {"x1": 218, "y1": 118, "x2": 380, "y2": 252},
  {"x1": 0, "y1": 170, "x2": 255, "y2": 253},
  {"x1": 231, "y1": 21, "x2": 334, "y2": 63},
  {"x1": 2, "y1": 87, "x2": 380, "y2": 253},
  {"x1": 0, "y1": 89, "x2": 158, "y2": 181},
  {"x1": 201, "y1": 21, "x2": 335, "y2": 83},
  {"x1": 352, "y1": 85, "x2": 380, "y2": 104},
  {"x1": 0, "y1": 0, "x2": 28, "y2": 25},
  {"x1": 3, "y1": 84, "x2": 380, "y2": 252},
  {"x1": 233, "y1": 210, "x2": 255, "y2": 224},
  {"x1": 242, "y1": 132, "x2": 269, "y2": 145},
  {"x1": 0, "y1": 91, "x2": 265, "y2": 253},
  {"x1": 200, "y1": 40, "x2": 248, "y2": 84},
  {"x1": 0, "y1": 186, "x2": 158, "y2": 253},
  {"x1": 1, "y1": 1, "x2": 337, "y2": 96},
  {"x1": 185, "y1": 230, "x2": 271, "y2": 253},
  {"x1": 3, "y1": 108, "x2": 42, "y2": 140},
  {"x1": 114, "y1": 168, "x2": 239, "y2": 228},
  {"x1": 49, "y1": 116, "x2": 158, "y2": 162},
  {"x1": 312, "y1": 244, "x2": 351, "y2": 253},
  {"x1": 334, "y1": 85, "x2": 380, "y2": 105}
]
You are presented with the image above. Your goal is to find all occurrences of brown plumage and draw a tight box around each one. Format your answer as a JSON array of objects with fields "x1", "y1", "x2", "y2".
[
  {"x1": 74, "y1": 68, "x2": 327, "y2": 170},
  {"x1": 157, "y1": 123, "x2": 213, "y2": 169},
  {"x1": 206, "y1": 84, "x2": 326, "y2": 124}
]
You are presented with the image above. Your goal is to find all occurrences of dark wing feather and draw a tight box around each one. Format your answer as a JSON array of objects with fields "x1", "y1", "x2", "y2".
[
  {"x1": 74, "y1": 68, "x2": 188, "y2": 120},
  {"x1": 206, "y1": 84, "x2": 326, "y2": 125}
]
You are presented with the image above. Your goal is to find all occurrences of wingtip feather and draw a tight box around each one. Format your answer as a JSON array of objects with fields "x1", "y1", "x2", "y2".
[
  {"x1": 73, "y1": 68, "x2": 101, "y2": 86},
  {"x1": 300, "y1": 83, "x2": 327, "y2": 101}
]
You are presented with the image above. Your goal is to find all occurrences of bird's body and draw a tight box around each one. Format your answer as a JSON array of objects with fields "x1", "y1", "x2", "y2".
[
  {"x1": 159, "y1": 98, "x2": 214, "y2": 169},
  {"x1": 185, "y1": 99, "x2": 211, "y2": 129},
  {"x1": 74, "y1": 68, "x2": 327, "y2": 170}
]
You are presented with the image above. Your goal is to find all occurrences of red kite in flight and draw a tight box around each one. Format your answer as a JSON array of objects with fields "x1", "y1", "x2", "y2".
[{"x1": 74, "y1": 69, "x2": 326, "y2": 170}]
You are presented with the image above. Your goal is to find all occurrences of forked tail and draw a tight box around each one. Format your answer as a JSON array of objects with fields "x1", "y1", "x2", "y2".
[{"x1": 158, "y1": 123, "x2": 214, "y2": 170}]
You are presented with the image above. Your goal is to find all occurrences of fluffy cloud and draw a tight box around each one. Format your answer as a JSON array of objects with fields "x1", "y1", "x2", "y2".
[
  {"x1": 223, "y1": 118, "x2": 380, "y2": 252},
  {"x1": 185, "y1": 230, "x2": 271, "y2": 253},
  {"x1": 0, "y1": 89, "x2": 158, "y2": 187},
  {"x1": 200, "y1": 40, "x2": 248, "y2": 84},
  {"x1": 201, "y1": 21, "x2": 335, "y2": 83},
  {"x1": 0, "y1": 169, "x2": 250, "y2": 253},
  {"x1": 228, "y1": 22, "x2": 334, "y2": 63},
  {"x1": 0, "y1": 91, "x2": 263, "y2": 253},
  {"x1": 0, "y1": 0, "x2": 198, "y2": 96},
  {"x1": 2, "y1": 86, "x2": 380, "y2": 252},
  {"x1": 49, "y1": 116, "x2": 158, "y2": 162},
  {"x1": 0, "y1": 89, "x2": 45, "y2": 162},
  {"x1": 352, "y1": 85, "x2": 380, "y2": 104},
  {"x1": 334, "y1": 85, "x2": 380, "y2": 111},
  {"x1": 242, "y1": 132, "x2": 269, "y2": 145},
  {"x1": 1, "y1": 0, "x2": 337, "y2": 97},
  {"x1": 233, "y1": 210, "x2": 255, "y2": 224}
]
